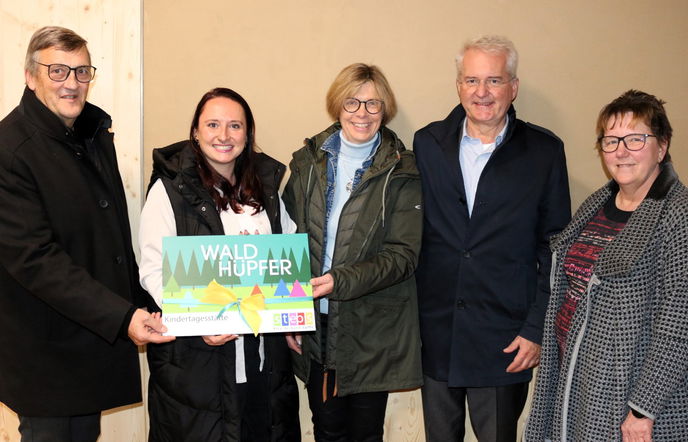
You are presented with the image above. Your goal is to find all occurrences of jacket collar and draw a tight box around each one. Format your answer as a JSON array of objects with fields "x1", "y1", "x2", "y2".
[
  {"x1": 150, "y1": 140, "x2": 285, "y2": 196},
  {"x1": 19, "y1": 86, "x2": 110, "y2": 142},
  {"x1": 421, "y1": 103, "x2": 516, "y2": 204},
  {"x1": 552, "y1": 163, "x2": 679, "y2": 277},
  {"x1": 301, "y1": 122, "x2": 413, "y2": 177},
  {"x1": 606, "y1": 161, "x2": 678, "y2": 202},
  {"x1": 428, "y1": 103, "x2": 517, "y2": 155}
]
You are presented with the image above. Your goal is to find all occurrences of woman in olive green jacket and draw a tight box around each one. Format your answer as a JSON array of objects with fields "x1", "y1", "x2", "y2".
[{"x1": 283, "y1": 63, "x2": 423, "y2": 441}]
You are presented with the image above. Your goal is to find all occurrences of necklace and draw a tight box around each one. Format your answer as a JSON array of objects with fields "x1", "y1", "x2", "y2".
[{"x1": 343, "y1": 170, "x2": 356, "y2": 193}]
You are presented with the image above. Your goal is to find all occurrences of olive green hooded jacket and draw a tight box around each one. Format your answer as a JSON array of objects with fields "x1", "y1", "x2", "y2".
[{"x1": 283, "y1": 123, "x2": 423, "y2": 396}]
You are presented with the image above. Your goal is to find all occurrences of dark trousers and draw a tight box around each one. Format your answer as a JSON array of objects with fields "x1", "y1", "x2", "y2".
[
  {"x1": 18, "y1": 413, "x2": 101, "y2": 442},
  {"x1": 238, "y1": 335, "x2": 271, "y2": 441},
  {"x1": 421, "y1": 375, "x2": 528, "y2": 442},
  {"x1": 306, "y1": 362, "x2": 388, "y2": 442}
]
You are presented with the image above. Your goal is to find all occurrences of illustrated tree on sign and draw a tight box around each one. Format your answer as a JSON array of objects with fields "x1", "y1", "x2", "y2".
[
  {"x1": 287, "y1": 249, "x2": 299, "y2": 283},
  {"x1": 173, "y1": 251, "x2": 187, "y2": 287},
  {"x1": 164, "y1": 275, "x2": 180, "y2": 297},
  {"x1": 186, "y1": 251, "x2": 202, "y2": 289},
  {"x1": 290, "y1": 279, "x2": 307, "y2": 297},
  {"x1": 263, "y1": 249, "x2": 280, "y2": 286},
  {"x1": 273, "y1": 278, "x2": 290, "y2": 297},
  {"x1": 281, "y1": 249, "x2": 295, "y2": 283},
  {"x1": 298, "y1": 249, "x2": 311, "y2": 282},
  {"x1": 162, "y1": 252, "x2": 172, "y2": 288},
  {"x1": 217, "y1": 259, "x2": 241, "y2": 287},
  {"x1": 200, "y1": 257, "x2": 216, "y2": 286}
]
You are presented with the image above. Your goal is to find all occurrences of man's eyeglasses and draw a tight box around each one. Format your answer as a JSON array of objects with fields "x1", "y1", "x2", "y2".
[
  {"x1": 343, "y1": 98, "x2": 384, "y2": 114},
  {"x1": 460, "y1": 77, "x2": 514, "y2": 90},
  {"x1": 34, "y1": 61, "x2": 97, "y2": 83},
  {"x1": 598, "y1": 134, "x2": 656, "y2": 153}
]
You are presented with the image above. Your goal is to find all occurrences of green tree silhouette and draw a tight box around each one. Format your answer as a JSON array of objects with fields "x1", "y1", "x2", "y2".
[
  {"x1": 298, "y1": 249, "x2": 311, "y2": 282},
  {"x1": 281, "y1": 249, "x2": 295, "y2": 283},
  {"x1": 164, "y1": 274, "x2": 180, "y2": 296},
  {"x1": 200, "y1": 256, "x2": 216, "y2": 286},
  {"x1": 217, "y1": 259, "x2": 241, "y2": 287},
  {"x1": 263, "y1": 249, "x2": 280, "y2": 286},
  {"x1": 186, "y1": 251, "x2": 202, "y2": 288},
  {"x1": 287, "y1": 249, "x2": 298, "y2": 282},
  {"x1": 173, "y1": 251, "x2": 187, "y2": 287},
  {"x1": 162, "y1": 252, "x2": 172, "y2": 288}
]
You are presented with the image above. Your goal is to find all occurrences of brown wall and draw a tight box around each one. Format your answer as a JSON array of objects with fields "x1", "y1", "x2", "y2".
[
  {"x1": 144, "y1": 0, "x2": 688, "y2": 209},
  {"x1": 143, "y1": 1, "x2": 688, "y2": 440},
  {"x1": 1, "y1": 1, "x2": 686, "y2": 441}
]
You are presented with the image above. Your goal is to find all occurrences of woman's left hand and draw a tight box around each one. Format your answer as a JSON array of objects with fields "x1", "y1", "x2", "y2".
[
  {"x1": 621, "y1": 410, "x2": 653, "y2": 442},
  {"x1": 285, "y1": 333, "x2": 302, "y2": 354},
  {"x1": 311, "y1": 274, "x2": 334, "y2": 298}
]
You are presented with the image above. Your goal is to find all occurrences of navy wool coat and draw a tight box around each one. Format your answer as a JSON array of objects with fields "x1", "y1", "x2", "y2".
[{"x1": 414, "y1": 104, "x2": 571, "y2": 387}]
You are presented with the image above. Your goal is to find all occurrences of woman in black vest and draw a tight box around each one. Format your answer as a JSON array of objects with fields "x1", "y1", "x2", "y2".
[{"x1": 139, "y1": 88, "x2": 300, "y2": 441}]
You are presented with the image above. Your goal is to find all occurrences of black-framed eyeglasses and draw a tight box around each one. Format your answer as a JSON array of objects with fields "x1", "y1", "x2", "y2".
[
  {"x1": 598, "y1": 133, "x2": 656, "y2": 153},
  {"x1": 343, "y1": 98, "x2": 384, "y2": 114},
  {"x1": 34, "y1": 61, "x2": 97, "y2": 83}
]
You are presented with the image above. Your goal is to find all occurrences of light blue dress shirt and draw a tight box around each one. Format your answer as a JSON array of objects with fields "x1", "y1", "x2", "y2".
[{"x1": 459, "y1": 118, "x2": 508, "y2": 216}]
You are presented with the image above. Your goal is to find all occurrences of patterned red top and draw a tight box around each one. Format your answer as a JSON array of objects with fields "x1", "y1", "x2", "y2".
[{"x1": 555, "y1": 196, "x2": 631, "y2": 358}]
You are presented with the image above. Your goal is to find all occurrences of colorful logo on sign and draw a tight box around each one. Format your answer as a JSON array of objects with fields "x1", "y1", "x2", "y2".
[{"x1": 273, "y1": 312, "x2": 315, "y2": 327}]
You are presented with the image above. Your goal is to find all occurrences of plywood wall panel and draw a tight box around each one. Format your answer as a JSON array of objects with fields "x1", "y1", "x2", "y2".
[{"x1": 0, "y1": 1, "x2": 144, "y2": 440}]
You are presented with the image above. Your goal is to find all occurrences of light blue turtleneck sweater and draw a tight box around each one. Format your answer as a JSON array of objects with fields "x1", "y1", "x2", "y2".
[{"x1": 321, "y1": 131, "x2": 380, "y2": 313}]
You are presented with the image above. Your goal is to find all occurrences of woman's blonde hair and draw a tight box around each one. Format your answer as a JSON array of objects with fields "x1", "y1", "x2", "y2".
[{"x1": 326, "y1": 63, "x2": 397, "y2": 126}]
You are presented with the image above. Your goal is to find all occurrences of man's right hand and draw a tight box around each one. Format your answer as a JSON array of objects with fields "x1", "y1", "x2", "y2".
[{"x1": 128, "y1": 309, "x2": 175, "y2": 345}]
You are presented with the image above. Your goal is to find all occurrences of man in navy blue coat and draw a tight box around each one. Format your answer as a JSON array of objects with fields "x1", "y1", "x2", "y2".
[{"x1": 414, "y1": 35, "x2": 571, "y2": 441}]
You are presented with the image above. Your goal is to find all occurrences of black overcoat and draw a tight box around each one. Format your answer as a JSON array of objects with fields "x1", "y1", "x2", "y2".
[
  {"x1": 0, "y1": 87, "x2": 148, "y2": 416},
  {"x1": 414, "y1": 104, "x2": 571, "y2": 387},
  {"x1": 145, "y1": 141, "x2": 301, "y2": 441}
]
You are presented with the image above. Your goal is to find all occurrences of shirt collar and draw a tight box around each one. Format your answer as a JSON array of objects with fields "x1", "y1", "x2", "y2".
[{"x1": 461, "y1": 116, "x2": 509, "y2": 146}]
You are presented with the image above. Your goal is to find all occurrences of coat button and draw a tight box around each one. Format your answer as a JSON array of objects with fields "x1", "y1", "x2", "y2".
[
  {"x1": 99, "y1": 199, "x2": 109, "y2": 208},
  {"x1": 463, "y1": 250, "x2": 471, "y2": 259},
  {"x1": 201, "y1": 206, "x2": 207, "y2": 212},
  {"x1": 178, "y1": 184, "x2": 184, "y2": 190},
  {"x1": 456, "y1": 299, "x2": 466, "y2": 309},
  {"x1": 75, "y1": 151, "x2": 83, "y2": 159},
  {"x1": 115, "y1": 256, "x2": 123, "y2": 264}
]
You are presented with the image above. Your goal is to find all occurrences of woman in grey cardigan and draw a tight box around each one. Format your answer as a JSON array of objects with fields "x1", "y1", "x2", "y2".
[{"x1": 525, "y1": 90, "x2": 688, "y2": 442}]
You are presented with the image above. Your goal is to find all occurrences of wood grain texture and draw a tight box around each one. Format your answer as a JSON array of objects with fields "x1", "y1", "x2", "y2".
[{"x1": 0, "y1": 1, "x2": 144, "y2": 440}]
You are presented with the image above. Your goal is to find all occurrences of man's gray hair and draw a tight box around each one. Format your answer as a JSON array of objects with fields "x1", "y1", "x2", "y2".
[
  {"x1": 455, "y1": 35, "x2": 518, "y2": 80},
  {"x1": 25, "y1": 26, "x2": 90, "y2": 74}
]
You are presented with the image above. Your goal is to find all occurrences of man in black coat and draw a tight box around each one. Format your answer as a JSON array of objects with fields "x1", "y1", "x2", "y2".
[
  {"x1": 414, "y1": 35, "x2": 571, "y2": 441},
  {"x1": 0, "y1": 26, "x2": 173, "y2": 441}
]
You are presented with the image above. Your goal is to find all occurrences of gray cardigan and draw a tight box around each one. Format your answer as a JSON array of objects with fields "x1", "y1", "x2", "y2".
[{"x1": 525, "y1": 163, "x2": 688, "y2": 441}]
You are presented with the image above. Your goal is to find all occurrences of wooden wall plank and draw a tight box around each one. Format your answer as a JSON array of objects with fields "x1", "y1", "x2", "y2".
[{"x1": 0, "y1": 1, "x2": 144, "y2": 440}]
